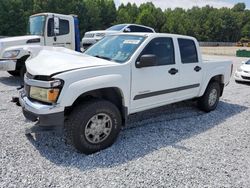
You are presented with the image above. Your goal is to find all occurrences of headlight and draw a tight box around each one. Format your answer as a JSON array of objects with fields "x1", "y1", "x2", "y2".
[
  {"x1": 3, "y1": 50, "x2": 20, "y2": 58},
  {"x1": 30, "y1": 86, "x2": 60, "y2": 103}
]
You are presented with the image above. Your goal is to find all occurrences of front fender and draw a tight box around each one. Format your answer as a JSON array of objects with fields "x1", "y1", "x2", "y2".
[
  {"x1": 1, "y1": 45, "x2": 43, "y2": 60},
  {"x1": 58, "y1": 74, "x2": 129, "y2": 108}
]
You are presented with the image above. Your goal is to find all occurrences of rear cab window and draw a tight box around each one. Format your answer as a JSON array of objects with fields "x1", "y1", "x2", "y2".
[
  {"x1": 128, "y1": 26, "x2": 154, "y2": 33},
  {"x1": 178, "y1": 38, "x2": 198, "y2": 63}
]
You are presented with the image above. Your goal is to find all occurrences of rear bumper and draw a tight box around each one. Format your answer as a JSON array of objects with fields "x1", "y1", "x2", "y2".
[
  {"x1": 18, "y1": 89, "x2": 65, "y2": 127},
  {"x1": 0, "y1": 59, "x2": 16, "y2": 71}
]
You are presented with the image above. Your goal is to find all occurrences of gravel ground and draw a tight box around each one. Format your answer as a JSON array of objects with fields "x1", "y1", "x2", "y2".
[{"x1": 0, "y1": 55, "x2": 250, "y2": 187}]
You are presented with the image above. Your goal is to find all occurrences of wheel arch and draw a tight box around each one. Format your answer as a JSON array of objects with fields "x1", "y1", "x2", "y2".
[
  {"x1": 201, "y1": 74, "x2": 225, "y2": 97},
  {"x1": 65, "y1": 87, "x2": 127, "y2": 125}
]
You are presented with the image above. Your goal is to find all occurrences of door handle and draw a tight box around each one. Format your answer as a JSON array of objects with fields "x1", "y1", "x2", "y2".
[
  {"x1": 168, "y1": 68, "x2": 178, "y2": 75},
  {"x1": 194, "y1": 66, "x2": 202, "y2": 72}
]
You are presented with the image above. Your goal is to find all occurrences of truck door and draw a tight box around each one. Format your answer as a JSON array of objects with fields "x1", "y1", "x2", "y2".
[
  {"x1": 130, "y1": 37, "x2": 180, "y2": 112},
  {"x1": 176, "y1": 38, "x2": 203, "y2": 99},
  {"x1": 45, "y1": 16, "x2": 75, "y2": 50}
]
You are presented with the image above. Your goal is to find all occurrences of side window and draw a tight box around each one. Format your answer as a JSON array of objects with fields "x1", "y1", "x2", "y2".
[
  {"x1": 47, "y1": 18, "x2": 54, "y2": 37},
  {"x1": 140, "y1": 37, "x2": 175, "y2": 66},
  {"x1": 127, "y1": 26, "x2": 140, "y2": 32},
  {"x1": 178, "y1": 38, "x2": 198, "y2": 63},
  {"x1": 127, "y1": 26, "x2": 153, "y2": 33},
  {"x1": 47, "y1": 18, "x2": 70, "y2": 37},
  {"x1": 59, "y1": 19, "x2": 70, "y2": 35},
  {"x1": 137, "y1": 26, "x2": 154, "y2": 33}
]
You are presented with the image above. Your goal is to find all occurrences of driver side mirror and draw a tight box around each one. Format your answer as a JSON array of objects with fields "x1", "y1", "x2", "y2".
[
  {"x1": 53, "y1": 17, "x2": 60, "y2": 35},
  {"x1": 136, "y1": 54, "x2": 157, "y2": 68}
]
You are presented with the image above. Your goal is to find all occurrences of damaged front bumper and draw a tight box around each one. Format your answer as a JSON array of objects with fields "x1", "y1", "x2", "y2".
[{"x1": 18, "y1": 89, "x2": 65, "y2": 134}]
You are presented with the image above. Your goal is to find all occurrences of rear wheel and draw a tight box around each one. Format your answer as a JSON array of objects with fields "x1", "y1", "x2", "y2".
[
  {"x1": 198, "y1": 82, "x2": 221, "y2": 112},
  {"x1": 65, "y1": 99, "x2": 122, "y2": 154}
]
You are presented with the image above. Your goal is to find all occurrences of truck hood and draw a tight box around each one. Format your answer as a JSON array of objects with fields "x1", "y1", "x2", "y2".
[
  {"x1": 0, "y1": 35, "x2": 42, "y2": 56},
  {"x1": 26, "y1": 47, "x2": 117, "y2": 76}
]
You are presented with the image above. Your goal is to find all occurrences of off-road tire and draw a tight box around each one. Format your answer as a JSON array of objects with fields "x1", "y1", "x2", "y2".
[
  {"x1": 198, "y1": 82, "x2": 221, "y2": 112},
  {"x1": 65, "y1": 99, "x2": 122, "y2": 154}
]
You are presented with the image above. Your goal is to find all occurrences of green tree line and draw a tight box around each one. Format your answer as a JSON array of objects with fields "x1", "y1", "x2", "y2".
[{"x1": 0, "y1": 0, "x2": 249, "y2": 42}]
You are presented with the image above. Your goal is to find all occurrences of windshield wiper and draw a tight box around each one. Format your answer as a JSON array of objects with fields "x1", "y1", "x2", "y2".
[{"x1": 94, "y1": 55, "x2": 112, "y2": 61}]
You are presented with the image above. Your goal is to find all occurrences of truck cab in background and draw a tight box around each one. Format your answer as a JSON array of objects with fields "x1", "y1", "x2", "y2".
[
  {"x1": 0, "y1": 13, "x2": 81, "y2": 77},
  {"x1": 82, "y1": 24, "x2": 155, "y2": 49}
]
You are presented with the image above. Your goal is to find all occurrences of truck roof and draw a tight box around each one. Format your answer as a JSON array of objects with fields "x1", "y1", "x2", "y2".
[
  {"x1": 112, "y1": 32, "x2": 197, "y2": 41},
  {"x1": 30, "y1": 12, "x2": 75, "y2": 18},
  {"x1": 109, "y1": 23, "x2": 155, "y2": 32}
]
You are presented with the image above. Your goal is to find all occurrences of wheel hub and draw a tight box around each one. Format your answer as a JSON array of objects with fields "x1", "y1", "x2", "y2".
[
  {"x1": 208, "y1": 88, "x2": 218, "y2": 106},
  {"x1": 84, "y1": 113, "x2": 112, "y2": 144}
]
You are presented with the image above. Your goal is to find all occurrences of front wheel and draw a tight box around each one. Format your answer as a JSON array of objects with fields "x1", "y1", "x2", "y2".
[
  {"x1": 198, "y1": 82, "x2": 221, "y2": 112},
  {"x1": 65, "y1": 100, "x2": 122, "y2": 154}
]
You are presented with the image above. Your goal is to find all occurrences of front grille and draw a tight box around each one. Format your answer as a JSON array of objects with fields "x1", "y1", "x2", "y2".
[
  {"x1": 26, "y1": 72, "x2": 34, "y2": 79},
  {"x1": 84, "y1": 33, "x2": 95, "y2": 38},
  {"x1": 24, "y1": 84, "x2": 30, "y2": 97},
  {"x1": 242, "y1": 76, "x2": 250, "y2": 80},
  {"x1": 24, "y1": 72, "x2": 32, "y2": 97},
  {"x1": 95, "y1": 33, "x2": 105, "y2": 37}
]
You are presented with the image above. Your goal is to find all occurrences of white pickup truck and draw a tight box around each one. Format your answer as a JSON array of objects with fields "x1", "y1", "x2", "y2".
[{"x1": 18, "y1": 33, "x2": 233, "y2": 154}]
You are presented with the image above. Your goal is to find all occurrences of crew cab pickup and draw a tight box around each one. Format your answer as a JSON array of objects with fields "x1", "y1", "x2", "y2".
[{"x1": 18, "y1": 33, "x2": 233, "y2": 154}]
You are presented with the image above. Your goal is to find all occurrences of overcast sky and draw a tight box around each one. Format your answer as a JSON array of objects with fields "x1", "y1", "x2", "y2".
[{"x1": 114, "y1": 0, "x2": 250, "y2": 10}]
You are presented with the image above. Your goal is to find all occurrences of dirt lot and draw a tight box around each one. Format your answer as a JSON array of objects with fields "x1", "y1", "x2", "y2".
[
  {"x1": 201, "y1": 46, "x2": 250, "y2": 56},
  {"x1": 0, "y1": 55, "x2": 250, "y2": 187}
]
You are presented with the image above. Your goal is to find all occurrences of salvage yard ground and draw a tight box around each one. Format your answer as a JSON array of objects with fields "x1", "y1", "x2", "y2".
[{"x1": 0, "y1": 55, "x2": 250, "y2": 187}]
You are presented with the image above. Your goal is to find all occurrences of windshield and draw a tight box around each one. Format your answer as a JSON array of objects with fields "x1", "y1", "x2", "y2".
[
  {"x1": 84, "y1": 35, "x2": 145, "y2": 63},
  {"x1": 106, "y1": 24, "x2": 127, "y2": 31},
  {"x1": 28, "y1": 16, "x2": 46, "y2": 35},
  {"x1": 246, "y1": 60, "x2": 250, "y2": 64}
]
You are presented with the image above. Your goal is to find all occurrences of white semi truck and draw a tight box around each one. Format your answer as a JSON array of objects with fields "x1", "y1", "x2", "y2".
[{"x1": 0, "y1": 13, "x2": 81, "y2": 78}]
